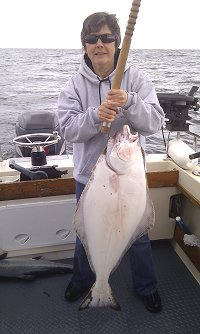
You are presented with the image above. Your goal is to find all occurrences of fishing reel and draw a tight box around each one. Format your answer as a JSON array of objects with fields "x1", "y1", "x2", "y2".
[{"x1": 13, "y1": 131, "x2": 61, "y2": 166}]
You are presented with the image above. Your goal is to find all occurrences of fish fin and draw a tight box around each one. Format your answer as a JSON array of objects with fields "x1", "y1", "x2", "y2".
[
  {"x1": 78, "y1": 283, "x2": 121, "y2": 311},
  {"x1": 110, "y1": 185, "x2": 155, "y2": 276},
  {"x1": 73, "y1": 186, "x2": 96, "y2": 274}
]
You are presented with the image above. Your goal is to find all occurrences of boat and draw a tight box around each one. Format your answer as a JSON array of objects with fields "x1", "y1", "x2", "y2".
[{"x1": 0, "y1": 87, "x2": 200, "y2": 333}]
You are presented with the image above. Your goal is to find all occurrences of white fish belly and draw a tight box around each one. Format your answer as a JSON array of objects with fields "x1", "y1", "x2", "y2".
[{"x1": 74, "y1": 147, "x2": 148, "y2": 280}]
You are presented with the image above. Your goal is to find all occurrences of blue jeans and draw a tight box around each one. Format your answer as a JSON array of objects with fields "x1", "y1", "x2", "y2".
[{"x1": 71, "y1": 181, "x2": 157, "y2": 296}]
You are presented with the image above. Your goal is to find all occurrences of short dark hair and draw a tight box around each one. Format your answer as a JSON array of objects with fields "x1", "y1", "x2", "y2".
[{"x1": 81, "y1": 12, "x2": 121, "y2": 49}]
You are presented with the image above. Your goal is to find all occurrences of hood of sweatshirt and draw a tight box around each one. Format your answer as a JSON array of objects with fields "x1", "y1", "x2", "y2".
[{"x1": 78, "y1": 49, "x2": 130, "y2": 86}]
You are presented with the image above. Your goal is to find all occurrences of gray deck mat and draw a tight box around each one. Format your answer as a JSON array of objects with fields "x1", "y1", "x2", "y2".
[{"x1": 0, "y1": 240, "x2": 199, "y2": 334}]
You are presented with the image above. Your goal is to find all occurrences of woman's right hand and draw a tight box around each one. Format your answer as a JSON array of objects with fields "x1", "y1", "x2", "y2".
[{"x1": 98, "y1": 100, "x2": 117, "y2": 123}]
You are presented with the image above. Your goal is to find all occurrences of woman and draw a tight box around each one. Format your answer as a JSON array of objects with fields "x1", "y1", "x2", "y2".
[{"x1": 58, "y1": 12, "x2": 164, "y2": 312}]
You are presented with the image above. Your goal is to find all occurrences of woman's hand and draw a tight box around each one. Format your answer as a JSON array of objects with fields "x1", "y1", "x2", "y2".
[
  {"x1": 106, "y1": 89, "x2": 128, "y2": 107},
  {"x1": 98, "y1": 89, "x2": 128, "y2": 122},
  {"x1": 98, "y1": 100, "x2": 117, "y2": 122}
]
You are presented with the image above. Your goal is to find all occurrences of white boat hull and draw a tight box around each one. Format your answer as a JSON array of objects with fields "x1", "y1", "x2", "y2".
[{"x1": 0, "y1": 153, "x2": 199, "y2": 282}]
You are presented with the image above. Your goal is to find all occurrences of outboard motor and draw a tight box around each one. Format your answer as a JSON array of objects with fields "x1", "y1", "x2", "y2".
[
  {"x1": 157, "y1": 85, "x2": 199, "y2": 132},
  {"x1": 15, "y1": 110, "x2": 65, "y2": 157},
  {"x1": 157, "y1": 86, "x2": 200, "y2": 170}
]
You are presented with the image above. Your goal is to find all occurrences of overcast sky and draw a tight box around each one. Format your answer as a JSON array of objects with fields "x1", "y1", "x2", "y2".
[{"x1": 1, "y1": 0, "x2": 200, "y2": 49}]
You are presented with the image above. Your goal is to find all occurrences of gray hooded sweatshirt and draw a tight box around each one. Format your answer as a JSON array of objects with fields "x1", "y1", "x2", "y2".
[{"x1": 58, "y1": 53, "x2": 165, "y2": 185}]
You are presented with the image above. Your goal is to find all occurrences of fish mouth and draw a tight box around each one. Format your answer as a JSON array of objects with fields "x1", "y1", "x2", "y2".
[
  {"x1": 111, "y1": 125, "x2": 138, "y2": 145},
  {"x1": 120, "y1": 126, "x2": 138, "y2": 142},
  {"x1": 117, "y1": 132, "x2": 138, "y2": 145}
]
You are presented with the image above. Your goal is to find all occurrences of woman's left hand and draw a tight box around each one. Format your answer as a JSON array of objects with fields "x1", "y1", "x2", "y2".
[{"x1": 106, "y1": 89, "x2": 128, "y2": 107}]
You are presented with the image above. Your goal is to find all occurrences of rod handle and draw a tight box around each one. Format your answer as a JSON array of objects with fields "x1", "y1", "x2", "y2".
[{"x1": 100, "y1": 0, "x2": 142, "y2": 134}]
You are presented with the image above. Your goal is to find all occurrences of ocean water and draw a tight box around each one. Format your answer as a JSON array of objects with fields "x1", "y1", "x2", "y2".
[{"x1": 0, "y1": 48, "x2": 200, "y2": 158}]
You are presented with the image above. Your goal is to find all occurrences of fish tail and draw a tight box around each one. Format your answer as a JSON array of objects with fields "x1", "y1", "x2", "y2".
[{"x1": 79, "y1": 282, "x2": 121, "y2": 311}]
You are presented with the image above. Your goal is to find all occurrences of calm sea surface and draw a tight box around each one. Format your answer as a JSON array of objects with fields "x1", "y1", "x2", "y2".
[{"x1": 0, "y1": 48, "x2": 200, "y2": 158}]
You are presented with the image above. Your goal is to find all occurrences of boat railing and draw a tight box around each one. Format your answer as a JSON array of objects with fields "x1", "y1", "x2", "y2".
[
  {"x1": 187, "y1": 130, "x2": 200, "y2": 152},
  {"x1": 0, "y1": 144, "x2": 8, "y2": 162}
]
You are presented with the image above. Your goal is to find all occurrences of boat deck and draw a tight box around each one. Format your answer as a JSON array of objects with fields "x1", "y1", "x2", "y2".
[{"x1": 0, "y1": 240, "x2": 199, "y2": 334}]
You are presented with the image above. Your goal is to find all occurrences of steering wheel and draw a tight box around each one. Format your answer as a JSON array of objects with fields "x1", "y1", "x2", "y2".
[{"x1": 13, "y1": 131, "x2": 61, "y2": 149}]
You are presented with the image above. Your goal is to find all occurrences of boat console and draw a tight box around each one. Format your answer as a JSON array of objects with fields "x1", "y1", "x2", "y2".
[{"x1": 15, "y1": 109, "x2": 65, "y2": 157}]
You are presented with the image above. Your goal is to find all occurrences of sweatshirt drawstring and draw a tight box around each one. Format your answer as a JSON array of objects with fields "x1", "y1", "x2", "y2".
[{"x1": 97, "y1": 77, "x2": 111, "y2": 104}]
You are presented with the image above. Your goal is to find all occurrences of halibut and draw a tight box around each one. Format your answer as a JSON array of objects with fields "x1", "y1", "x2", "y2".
[{"x1": 73, "y1": 125, "x2": 155, "y2": 310}]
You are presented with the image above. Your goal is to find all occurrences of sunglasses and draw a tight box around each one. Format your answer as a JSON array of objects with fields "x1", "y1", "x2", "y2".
[{"x1": 85, "y1": 34, "x2": 115, "y2": 44}]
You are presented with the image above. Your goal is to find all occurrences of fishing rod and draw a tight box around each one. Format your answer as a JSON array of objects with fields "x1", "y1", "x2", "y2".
[{"x1": 101, "y1": 0, "x2": 142, "y2": 134}]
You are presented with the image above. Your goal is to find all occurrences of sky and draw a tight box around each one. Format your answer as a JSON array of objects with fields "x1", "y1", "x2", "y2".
[{"x1": 1, "y1": 0, "x2": 200, "y2": 49}]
